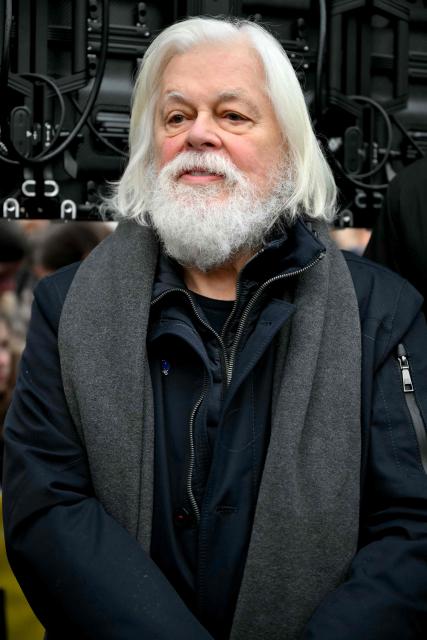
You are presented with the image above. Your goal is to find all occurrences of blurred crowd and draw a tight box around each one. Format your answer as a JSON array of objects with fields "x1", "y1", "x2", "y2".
[
  {"x1": 0, "y1": 220, "x2": 112, "y2": 356},
  {"x1": 0, "y1": 220, "x2": 113, "y2": 440},
  {"x1": 0, "y1": 219, "x2": 112, "y2": 639}
]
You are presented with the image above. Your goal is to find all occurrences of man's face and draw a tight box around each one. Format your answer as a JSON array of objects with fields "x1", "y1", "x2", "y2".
[
  {"x1": 146, "y1": 40, "x2": 291, "y2": 271},
  {"x1": 154, "y1": 40, "x2": 284, "y2": 199}
]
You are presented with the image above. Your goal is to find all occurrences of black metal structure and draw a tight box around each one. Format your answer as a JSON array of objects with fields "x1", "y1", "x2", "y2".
[{"x1": 0, "y1": 0, "x2": 426, "y2": 226}]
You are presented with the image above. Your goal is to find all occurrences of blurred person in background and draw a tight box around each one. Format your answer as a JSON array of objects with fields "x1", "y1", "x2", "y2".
[
  {"x1": 0, "y1": 221, "x2": 110, "y2": 639},
  {"x1": 0, "y1": 315, "x2": 17, "y2": 477},
  {"x1": 31, "y1": 221, "x2": 112, "y2": 280},
  {"x1": 330, "y1": 226, "x2": 371, "y2": 256},
  {"x1": 0, "y1": 222, "x2": 29, "y2": 352},
  {"x1": 365, "y1": 156, "x2": 427, "y2": 314},
  {"x1": 0, "y1": 313, "x2": 44, "y2": 640},
  {"x1": 0, "y1": 222, "x2": 28, "y2": 299},
  {"x1": 0, "y1": 221, "x2": 113, "y2": 348}
]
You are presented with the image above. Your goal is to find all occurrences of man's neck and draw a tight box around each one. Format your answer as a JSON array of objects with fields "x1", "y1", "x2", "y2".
[{"x1": 183, "y1": 250, "x2": 255, "y2": 301}]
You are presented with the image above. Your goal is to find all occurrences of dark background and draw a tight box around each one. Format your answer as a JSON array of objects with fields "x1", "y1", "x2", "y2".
[{"x1": 0, "y1": 0, "x2": 426, "y2": 227}]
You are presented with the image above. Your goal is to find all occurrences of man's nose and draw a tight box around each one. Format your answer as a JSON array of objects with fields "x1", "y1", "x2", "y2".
[{"x1": 185, "y1": 114, "x2": 222, "y2": 150}]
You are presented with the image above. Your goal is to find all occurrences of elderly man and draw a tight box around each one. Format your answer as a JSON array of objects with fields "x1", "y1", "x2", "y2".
[{"x1": 3, "y1": 17, "x2": 427, "y2": 640}]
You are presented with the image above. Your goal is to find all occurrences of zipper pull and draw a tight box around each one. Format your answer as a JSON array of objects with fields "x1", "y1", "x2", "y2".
[{"x1": 397, "y1": 344, "x2": 414, "y2": 393}]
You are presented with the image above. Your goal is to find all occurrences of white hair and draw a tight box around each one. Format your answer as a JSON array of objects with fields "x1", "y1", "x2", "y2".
[{"x1": 106, "y1": 16, "x2": 337, "y2": 224}]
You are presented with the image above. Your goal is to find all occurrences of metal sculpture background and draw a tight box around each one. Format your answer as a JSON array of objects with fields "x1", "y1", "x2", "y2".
[{"x1": 0, "y1": 0, "x2": 425, "y2": 226}]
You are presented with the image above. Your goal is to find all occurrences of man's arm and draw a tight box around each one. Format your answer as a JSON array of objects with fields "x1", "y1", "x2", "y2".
[
  {"x1": 2, "y1": 276, "x2": 212, "y2": 639},
  {"x1": 302, "y1": 307, "x2": 427, "y2": 639}
]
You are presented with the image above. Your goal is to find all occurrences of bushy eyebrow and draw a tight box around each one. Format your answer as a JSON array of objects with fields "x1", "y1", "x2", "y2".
[
  {"x1": 160, "y1": 89, "x2": 261, "y2": 119},
  {"x1": 217, "y1": 90, "x2": 262, "y2": 118},
  {"x1": 162, "y1": 91, "x2": 187, "y2": 105}
]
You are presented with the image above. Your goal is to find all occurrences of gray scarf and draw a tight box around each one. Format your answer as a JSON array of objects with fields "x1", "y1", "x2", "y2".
[{"x1": 59, "y1": 220, "x2": 361, "y2": 639}]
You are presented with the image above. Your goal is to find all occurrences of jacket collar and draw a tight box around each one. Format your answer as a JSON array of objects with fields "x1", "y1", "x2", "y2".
[{"x1": 152, "y1": 218, "x2": 326, "y2": 303}]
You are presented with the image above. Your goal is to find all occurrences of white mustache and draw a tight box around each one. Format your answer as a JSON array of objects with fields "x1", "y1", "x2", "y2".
[{"x1": 159, "y1": 151, "x2": 246, "y2": 185}]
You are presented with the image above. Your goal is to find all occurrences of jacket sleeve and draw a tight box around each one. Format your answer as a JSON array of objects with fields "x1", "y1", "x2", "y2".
[
  {"x1": 2, "y1": 275, "x2": 212, "y2": 640},
  {"x1": 302, "y1": 296, "x2": 427, "y2": 639}
]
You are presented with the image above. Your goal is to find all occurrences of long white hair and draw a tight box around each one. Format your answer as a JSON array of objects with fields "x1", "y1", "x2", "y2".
[{"x1": 107, "y1": 16, "x2": 337, "y2": 224}]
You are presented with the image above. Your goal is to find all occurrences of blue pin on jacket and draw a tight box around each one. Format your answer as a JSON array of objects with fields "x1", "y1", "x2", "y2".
[{"x1": 161, "y1": 359, "x2": 171, "y2": 376}]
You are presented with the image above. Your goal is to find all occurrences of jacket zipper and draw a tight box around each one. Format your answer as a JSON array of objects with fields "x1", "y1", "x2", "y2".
[
  {"x1": 397, "y1": 343, "x2": 427, "y2": 474},
  {"x1": 219, "y1": 246, "x2": 267, "y2": 341},
  {"x1": 186, "y1": 373, "x2": 208, "y2": 523},
  {"x1": 225, "y1": 250, "x2": 325, "y2": 385},
  {"x1": 151, "y1": 290, "x2": 226, "y2": 523},
  {"x1": 152, "y1": 287, "x2": 228, "y2": 358},
  {"x1": 151, "y1": 249, "x2": 324, "y2": 520}
]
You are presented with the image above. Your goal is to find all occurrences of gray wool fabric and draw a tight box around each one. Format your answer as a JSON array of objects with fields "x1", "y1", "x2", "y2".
[
  {"x1": 59, "y1": 221, "x2": 158, "y2": 548},
  {"x1": 230, "y1": 222, "x2": 361, "y2": 639},
  {"x1": 58, "y1": 219, "x2": 361, "y2": 638}
]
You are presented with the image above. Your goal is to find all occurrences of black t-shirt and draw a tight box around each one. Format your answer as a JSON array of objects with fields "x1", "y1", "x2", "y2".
[{"x1": 191, "y1": 291, "x2": 235, "y2": 335}]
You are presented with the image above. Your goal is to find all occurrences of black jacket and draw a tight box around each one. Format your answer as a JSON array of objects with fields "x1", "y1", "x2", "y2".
[
  {"x1": 148, "y1": 235, "x2": 304, "y2": 638},
  {"x1": 3, "y1": 226, "x2": 427, "y2": 639}
]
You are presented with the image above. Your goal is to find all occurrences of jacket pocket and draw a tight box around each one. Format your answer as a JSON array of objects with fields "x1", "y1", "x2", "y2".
[{"x1": 397, "y1": 343, "x2": 427, "y2": 474}]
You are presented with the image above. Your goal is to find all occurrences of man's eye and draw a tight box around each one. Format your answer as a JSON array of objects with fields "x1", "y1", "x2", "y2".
[
  {"x1": 224, "y1": 112, "x2": 246, "y2": 122},
  {"x1": 167, "y1": 113, "x2": 186, "y2": 125}
]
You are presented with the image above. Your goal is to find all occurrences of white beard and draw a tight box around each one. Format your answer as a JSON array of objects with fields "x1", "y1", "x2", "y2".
[{"x1": 144, "y1": 151, "x2": 293, "y2": 271}]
